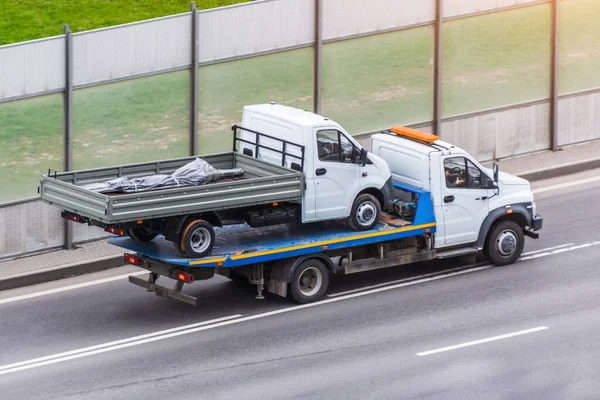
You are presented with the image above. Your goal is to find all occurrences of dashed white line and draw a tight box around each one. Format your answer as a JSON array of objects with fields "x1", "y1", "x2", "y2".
[{"x1": 416, "y1": 326, "x2": 549, "y2": 356}]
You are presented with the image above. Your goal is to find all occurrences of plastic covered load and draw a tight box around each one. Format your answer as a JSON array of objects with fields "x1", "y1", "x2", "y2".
[{"x1": 81, "y1": 158, "x2": 244, "y2": 194}]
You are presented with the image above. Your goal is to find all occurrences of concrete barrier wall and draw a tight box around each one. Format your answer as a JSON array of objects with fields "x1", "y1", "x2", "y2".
[{"x1": 558, "y1": 89, "x2": 600, "y2": 146}]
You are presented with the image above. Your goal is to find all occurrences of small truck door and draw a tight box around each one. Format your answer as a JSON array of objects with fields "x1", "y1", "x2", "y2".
[{"x1": 312, "y1": 128, "x2": 361, "y2": 220}]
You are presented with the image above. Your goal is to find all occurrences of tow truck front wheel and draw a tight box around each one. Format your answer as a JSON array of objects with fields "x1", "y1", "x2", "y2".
[
  {"x1": 289, "y1": 259, "x2": 330, "y2": 304},
  {"x1": 348, "y1": 193, "x2": 381, "y2": 231},
  {"x1": 180, "y1": 219, "x2": 215, "y2": 258},
  {"x1": 485, "y1": 220, "x2": 524, "y2": 266}
]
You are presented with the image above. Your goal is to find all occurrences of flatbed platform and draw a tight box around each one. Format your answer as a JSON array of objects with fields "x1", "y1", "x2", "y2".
[{"x1": 109, "y1": 214, "x2": 436, "y2": 269}]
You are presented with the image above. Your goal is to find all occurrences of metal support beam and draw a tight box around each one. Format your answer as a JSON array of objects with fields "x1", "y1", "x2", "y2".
[
  {"x1": 313, "y1": 0, "x2": 322, "y2": 115},
  {"x1": 433, "y1": 0, "x2": 443, "y2": 137},
  {"x1": 550, "y1": 0, "x2": 560, "y2": 151},
  {"x1": 190, "y1": 2, "x2": 199, "y2": 155},
  {"x1": 63, "y1": 24, "x2": 74, "y2": 250}
]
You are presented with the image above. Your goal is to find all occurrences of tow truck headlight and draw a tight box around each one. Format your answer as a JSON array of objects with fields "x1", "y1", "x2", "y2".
[{"x1": 528, "y1": 201, "x2": 537, "y2": 216}]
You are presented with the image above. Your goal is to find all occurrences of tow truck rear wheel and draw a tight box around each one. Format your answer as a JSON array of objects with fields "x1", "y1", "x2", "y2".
[
  {"x1": 484, "y1": 220, "x2": 524, "y2": 266},
  {"x1": 180, "y1": 219, "x2": 215, "y2": 258},
  {"x1": 348, "y1": 193, "x2": 381, "y2": 231},
  {"x1": 127, "y1": 226, "x2": 158, "y2": 242},
  {"x1": 289, "y1": 259, "x2": 330, "y2": 304}
]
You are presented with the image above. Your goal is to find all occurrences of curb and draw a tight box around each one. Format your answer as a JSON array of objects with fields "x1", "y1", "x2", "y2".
[
  {"x1": 0, "y1": 254, "x2": 124, "y2": 291},
  {"x1": 515, "y1": 157, "x2": 600, "y2": 182}
]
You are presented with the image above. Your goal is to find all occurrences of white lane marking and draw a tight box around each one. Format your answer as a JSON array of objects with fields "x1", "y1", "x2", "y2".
[
  {"x1": 327, "y1": 265, "x2": 477, "y2": 297},
  {"x1": 532, "y1": 175, "x2": 600, "y2": 194},
  {"x1": 0, "y1": 315, "x2": 241, "y2": 373},
  {"x1": 0, "y1": 271, "x2": 148, "y2": 306},
  {"x1": 328, "y1": 242, "x2": 588, "y2": 297},
  {"x1": 522, "y1": 243, "x2": 574, "y2": 256},
  {"x1": 520, "y1": 241, "x2": 600, "y2": 261},
  {"x1": 0, "y1": 265, "x2": 497, "y2": 376},
  {"x1": 416, "y1": 326, "x2": 549, "y2": 356}
]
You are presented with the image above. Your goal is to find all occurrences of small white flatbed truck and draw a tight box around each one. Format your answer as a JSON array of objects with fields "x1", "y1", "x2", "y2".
[{"x1": 106, "y1": 104, "x2": 543, "y2": 305}]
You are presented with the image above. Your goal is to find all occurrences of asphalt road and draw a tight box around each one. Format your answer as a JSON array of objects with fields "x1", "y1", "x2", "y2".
[{"x1": 1, "y1": 169, "x2": 600, "y2": 399}]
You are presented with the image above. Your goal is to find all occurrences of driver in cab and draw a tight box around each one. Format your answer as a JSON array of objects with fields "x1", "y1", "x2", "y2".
[{"x1": 445, "y1": 167, "x2": 465, "y2": 188}]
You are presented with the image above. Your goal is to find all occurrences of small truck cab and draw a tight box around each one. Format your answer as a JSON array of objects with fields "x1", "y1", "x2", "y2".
[
  {"x1": 370, "y1": 127, "x2": 542, "y2": 265},
  {"x1": 238, "y1": 103, "x2": 394, "y2": 230}
]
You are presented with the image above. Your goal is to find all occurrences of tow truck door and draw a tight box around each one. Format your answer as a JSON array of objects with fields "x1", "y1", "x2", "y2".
[{"x1": 440, "y1": 156, "x2": 492, "y2": 245}]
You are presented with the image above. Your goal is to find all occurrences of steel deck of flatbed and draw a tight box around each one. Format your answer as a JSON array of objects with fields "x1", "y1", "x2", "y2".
[{"x1": 110, "y1": 219, "x2": 435, "y2": 268}]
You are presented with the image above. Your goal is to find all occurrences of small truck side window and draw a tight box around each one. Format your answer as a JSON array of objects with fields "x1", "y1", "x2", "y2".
[{"x1": 317, "y1": 130, "x2": 357, "y2": 163}]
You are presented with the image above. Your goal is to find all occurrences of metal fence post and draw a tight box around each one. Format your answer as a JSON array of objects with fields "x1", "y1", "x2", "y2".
[
  {"x1": 63, "y1": 24, "x2": 74, "y2": 250},
  {"x1": 190, "y1": 2, "x2": 199, "y2": 156},
  {"x1": 433, "y1": 0, "x2": 443, "y2": 137},
  {"x1": 313, "y1": 0, "x2": 322, "y2": 115},
  {"x1": 550, "y1": 0, "x2": 560, "y2": 151}
]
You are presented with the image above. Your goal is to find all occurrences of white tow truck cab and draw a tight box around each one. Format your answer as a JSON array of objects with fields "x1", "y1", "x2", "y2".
[{"x1": 372, "y1": 126, "x2": 542, "y2": 264}]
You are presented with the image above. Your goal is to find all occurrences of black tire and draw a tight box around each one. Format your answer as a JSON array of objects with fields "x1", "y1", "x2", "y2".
[
  {"x1": 179, "y1": 219, "x2": 216, "y2": 258},
  {"x1": 484, "y1": 220, "x2": 525, "y2": 266},
  {"x1": 348, "y1": 193, "x2": 381, "y2": 231},
  {"x1": 127, "y1": 226, "x2": 158, "y2": 242},
  {"x1": 289, "y1": 258, "x2": 330, "y2": 304}
]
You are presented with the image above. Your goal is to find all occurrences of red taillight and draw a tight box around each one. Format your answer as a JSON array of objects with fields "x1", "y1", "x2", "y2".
[
  {"x1": 124, "y1": 253, "x2": 140, "y2": 266},
  {"x1": 177, "y1": 272, "x2": 194, "y2": 283},
  {"x1": 66, "y1": 215, "x2": 81, "y2": 222},
  {"x1": 107, "y1": 227, "x2": 125, "y2": 236}
]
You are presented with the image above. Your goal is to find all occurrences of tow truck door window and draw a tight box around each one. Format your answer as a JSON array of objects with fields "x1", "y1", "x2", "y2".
[
  {"x1": 441, "y1": 156, "x2": 491, "y2": 246},
  {"x1": 314, "y1": 129, "x2": 360, "y2": 220}
]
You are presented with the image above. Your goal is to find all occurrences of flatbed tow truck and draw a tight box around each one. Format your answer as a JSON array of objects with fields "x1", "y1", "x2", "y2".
[
  {"x1": 44, "y1": 104, "x2": 542, "y2": 305},
  {"x1": 114, "y1": 181, "x2": 437, "y2": 305}
]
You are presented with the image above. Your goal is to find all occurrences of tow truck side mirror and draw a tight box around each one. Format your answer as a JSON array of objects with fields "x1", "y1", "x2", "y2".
[
  {"x1": 493, "y1": 162, "x2": 499, "y2": 183},
  {"x1": 358, "y1": 148, "x2": 367, "y2": 167}
]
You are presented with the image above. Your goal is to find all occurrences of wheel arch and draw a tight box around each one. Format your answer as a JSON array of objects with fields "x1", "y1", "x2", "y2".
[
  {"x1": 356, "y1": 187, "x2": 385, "y2": 209},
  {"x1": 476, "y1": 205, "x2": 530, "y2": 249}
]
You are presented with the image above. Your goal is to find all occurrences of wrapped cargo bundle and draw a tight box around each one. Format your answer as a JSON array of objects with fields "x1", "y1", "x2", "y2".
[{"x1": 81, "y1": 158, "x2": 244, "y2": 194}]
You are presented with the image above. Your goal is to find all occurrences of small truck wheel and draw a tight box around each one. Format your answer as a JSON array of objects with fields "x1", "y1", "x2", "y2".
[
  {"x1": 180, "y1": 219, "x2": 215, "y2": 258},
  {"x1": 485, "y1": 220, "x2": 525, "y2": 266},
  {"x1": 128, "y1": 227, "x2": 158, "y2": 242},
  {"x1": 348, "y1": 193, "x2": 381, "y2": 231},
  {"x1": 289, "y1": 259, "x2": 330, "y2": 304}
]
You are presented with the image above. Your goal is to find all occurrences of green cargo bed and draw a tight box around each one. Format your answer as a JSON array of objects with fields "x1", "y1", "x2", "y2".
[{"x1": 39, "y1": 152, "x2": 304, "y2": 224}]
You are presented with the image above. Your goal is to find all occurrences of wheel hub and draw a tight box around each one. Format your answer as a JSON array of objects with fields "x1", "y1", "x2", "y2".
[
  {"x1": 496, "y1": 230, "x2": 517, "y2": 257},
  {"x1": 190, "y1": 227, "x2": 211, "y2": 253},
  {"x1": 356, "y1": 202, "x2": 376, "y2": 226},
  {"x1": 298, "y1": 267, "x2": 322, "y2": 297}
]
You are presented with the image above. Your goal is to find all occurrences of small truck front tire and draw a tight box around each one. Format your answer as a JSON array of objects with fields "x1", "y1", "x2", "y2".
[{"x1": 348, "y1": 193, "x2": 381, "y2": 231}]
